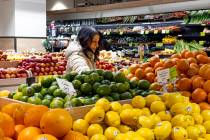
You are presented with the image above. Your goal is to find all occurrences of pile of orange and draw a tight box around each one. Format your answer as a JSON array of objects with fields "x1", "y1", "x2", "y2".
[
  {"x1": 0, "y1": 103, "x2": 87, "y2": 140},
  {"x1": 126, "y1": 50, "x2": 210, "y2": 110}
]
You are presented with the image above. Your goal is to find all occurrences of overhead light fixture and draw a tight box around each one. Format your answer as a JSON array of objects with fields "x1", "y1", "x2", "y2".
[{"x1": 51, "y1": 1, "x2": 68, "y2": 11}]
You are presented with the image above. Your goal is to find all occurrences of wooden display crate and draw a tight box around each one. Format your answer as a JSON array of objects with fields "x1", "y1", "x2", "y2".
[
  {"x1": 0, "y1": 97, "x2": 131, "y2": 119},
  {"x1": 0, "y1": 78, "x2": 27, "y2": 92}
]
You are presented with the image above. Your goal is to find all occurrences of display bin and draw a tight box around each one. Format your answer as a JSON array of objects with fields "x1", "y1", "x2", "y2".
[
  {"x1": 0, "y1": 78, "x2": 27, "y2": 92},
  {"x1": 0, "y1": 97, "x2": 131, "y2": 119}
]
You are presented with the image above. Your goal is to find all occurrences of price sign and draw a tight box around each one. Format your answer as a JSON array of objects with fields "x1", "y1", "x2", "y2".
[
  {"x1": 199, "y1": 41, "x2": 205, "y2": 45},
  {"x1": 140, "y1": 30, "x2": 144, "y2": 34},
  {"x1": 103, "y1": 32, "x2": 107, "y2": 35},
  {"x1": 162, "y1": 30, "x2": 166, "y2": 34},
  {"x1": 165, "y1": 30, "x2": 170, "y2": 34},
  {"x1": 200, "y1": 32, "x2": 205, "y2": 36},
  {"x1": 157, "y1": 67, "x2": 177, "y2": 85},
  {"x1": 119, "y1": 31, "x2": 123, "y2": 35},
  {"x1": 56, "y1": 78, "x2": 76, "y2": 96},
  {"x1": 154, "y1": 30, "x2": 158, "y2": 34},
  {"x1": 145, "y1": 30, "x2": 149, "y2": 34},
  {"x1": 107, "y1": 31, "x2": 110, "y2": 35}
]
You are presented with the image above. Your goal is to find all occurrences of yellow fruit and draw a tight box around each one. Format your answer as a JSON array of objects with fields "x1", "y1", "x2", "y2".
[
  {"x1": 110, "y1": 102, "x2": 122, "y2": 113},
  {"x1": 138, "y1": 116, "x2": 153, "y2": 129},
  {"x1": 95, "y1": 98, "x2": 110, "y2": 112},
  {"x1": 165, "y1": 93, "x2": 184, "y2": 108},
  {"x1": 203, "y1": 121, "x2": 210, "y2": 133},
  {"x1": 120, "y1": 109, "x2": 141, "y2": 126},
  {"x1": 0, "y1": 90, "x2": 10, "y2": 97},
  {"x1": 122, "y1": 104, "x2": 133, "y2": 110},
  {"x1": 150, "y1": 101, "x2": 166, "y2": 113},
  {"x1": 73, "y1": 119, "x2": 89, "y2": 135},
  {"x1": 137, "y1": 128, "x2": 154, "y2": 140},
  {"x1": 104, "y1": 127, "x2": 120, "y2": 140},
  {"x1": 191, "y1": 103, "x2": 200, "y2": 114},
  {"x1": 84, "y1": 106, "x2": 105, "y2": 124},
  {"x1": 197, "y1": 138, "x2": 205, "y2": 140},
  {"x1": 205, "y1": 134, "x2": 210, "y2": 140},
  {"x1": 192, "y1": 113, "x2": 203, "y2": 124},
  {"x1": 117, "y1": 125, "x2": 132, "y2": 133},
  {"x1": 170, "y1": 103, "x2": 186, "y2": 116},
  {"x1": 90, "y1": 134, "x2": 107, "y2": 140},
  {"x1": 115, "y1": 133, "x2": 127, "y2": 140},
  {"x1": 186, "y1": 126, "x2": 200, "y2": 140},
  {"x1": 154, "y1": 121, "x2": 172, "y2": 140},
  {"x1": 149, "y1": 114, "x2": 161, "y2": 126},
  {"x1": 195, "y1": 124, "x2": 206, "y2": 138},
  {"x1": 171, "y1": 126, "x2": 188, "y2": 140},
  {"x1": 131, "y1": 96, "x2": 146, "y2": 109},
  {"x1": 171, "y1": 114, "x2": 189, "y2": 128},
  {"x1": 141, "y1": 108, "x2": 151, "y2": 116},
  {"x1": 157, "y1": 111, "x2": 172, "y2": 121},
  {"x1": 185, "y1": 115, "x2": 195, "y2": 126},
  {"x1": 129, "y1": 132, "x2": 146, "y2": 140},
  {"x1": 87, "y1": 124, "x2": 103, "y2": 138},
  {"x1": 105, "y1": 111, "x2": 120, "y2": 127},
  {"x1": 161, "y1": 93, "x2": 170, "y2": 102},
  {"x1": 201, "y1": 110, "x2": 210, "y2": 121},
  {"x1": 146, "y1": 95, "x2": 161, "y2": 107}
]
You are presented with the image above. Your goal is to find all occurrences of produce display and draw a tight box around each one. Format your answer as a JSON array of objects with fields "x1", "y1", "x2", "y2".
[
  {"x1": 0, "y1": 50, "x2": 7, "y2": 61},
  {"x1": 96, "y1": 61, "x2": 116, "y2": 71},
  {"x1": 0, "y1": 68, "x2": 27, "y2": 79},
  {"x1": 184, "y1": 10, "x2": 210, "y2": 24}
]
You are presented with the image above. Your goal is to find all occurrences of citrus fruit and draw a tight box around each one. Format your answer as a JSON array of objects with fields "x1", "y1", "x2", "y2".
[
  {"x1": 80, "y1": 83, "x2": 92, "y2": 95},
  {"x1": 137, "y1": 128, "x2": 154, "y2": 140},
  {"x1": 138, "y1": 116, "x2": 153, "y2": 128},
  {"x1": 48, "y1": 86, "x2": 58, "y2": 95},
  {"x1": 40, "y1": 109, "x2": 73, "y2": 138},
  {"x1": 186, "y1": 126, "x2": 200, "y2": 140},
  {"x1": 87, "y1": 124, "x2": 103, "y2": 138},
  {"x1": 14, "y1": 125, "x2": 25, "y2": 139},
  {"x1": 41, "y1": 99, "x2": 51, "y2": 107},
  {"x1": 62, "y1": 130, "x2": 88, "y2": 140},
  {"x1": 17, "y1": 127, "x2": 42, "y2": 140},
  {"x1": 90, "y1": 134, "x2": 107, "y2": 140},
  {"x1": 117, "y1": 125, "x2": 131, "y2": 133},
  {"x1": 22, "y1": 87, "x2": 35, "y2": 97},
  {"x1": 154, "y1": 121, "x2": 172, "y2": 140},
  {"x1": 105, "y1": 111, "x2": 120, "y2": 127},
  {"x1": 157, "y1": 111, "x2": 172, "y2": 121},
  {"x1": 34, "y1": 134, "x2": 58, "y2": 140},
  {"x1": 72, "y1": 80, "x2": 82, "y2": 89},
  {"x1": 13, "y1": 92, "x2": 23, "y2": 100},
  {"x1": 150, "y1": 101, "x2": 166, "y2": 113},
  {"x1": 95, "y1": 98, "x2": 110, "y2": 111},
  {"x1": 84, "y1": 106, "x2": 105, "y2": 124},
  {"x1": 141, "y1": 107, "x2": 151, "y2": 116},
  {"x1": 50, "y1": 99, "x2": 64, "y2": 108},
  {"x1": 121, "y1": 104, "x2": 133, "y2": 110},
  {"x1": 110, "y1": 102, "x2": 122, "y2": 113},
  {"x1": 145, "y1": 94, "x2": 161, "y2": 107},
  {"x1": 27, "y1": 96, "x2": 42, "y2": 105},
  {"x1": 104, "y1": 127, "x2": 120, "y2": 140},
  {"x1": 192, "y1": 113, "x2": 203, "y2": 124},
  {"x1": 149, "y1": 114, "x2": 161, "y2": 126},
  {"x1": 131, "y1": 96, "x2": 146, "y2": 109},
  {"x1": 203, "y1": 121, "x2": 210, "y2": 133},
  {"x1": 195, "y1": 124, "x2": 206, "y2": 138},
  {"x1": 201, "y1": 110, "x2": 210, "y2": 121},
  {"x1": 73, "y1": 119, "x2": 89, "y2": 135},
  {"x1": 171, "y1": 126, "x2": 188, "y2": 140},
  {"x1": 0, "y1": 112, "x2": 15, "y2": 137}
]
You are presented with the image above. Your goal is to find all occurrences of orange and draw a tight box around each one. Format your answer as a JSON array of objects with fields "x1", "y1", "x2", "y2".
[
  {"x1": 0, "y1": 128, "x2": 4, "y2": 138},
  {"x1": 13, "y1": 104, "x2": 31, "y2": 125},
  {"x1": 203, "y1": 80, "x2": 210, "y2": 93},
  {"x1": 154, "y1": 62, "x2": 164, "y2": 70},
  {"x1": 34, "y1": 134, "x2": 58, "y2": 140},
  {"x1": 177, "y1": 59, "x2": 190, "y2": 72},
  {"x1": 192, "y1": 76, "x2": 205, "y2": 90},
  {"x1": 2, "y1": 137, "x2": 13, "y2": 140},
  {"x1": 63, "y1": 131, "x2": 89, "y2": 140},
  {"x1": 199, "y1": 102, "x2": 210, "y2": 110},
  {"x1": 17, "y1": 127, "x2": 42, "y2": 140},
  {"x1": 196, "y1": 54, "x2": 209, "y2": 64},
  {"x1": 190, "y1": 63, "x2": 199, "y2": 69},
  {"x1": 192, "y1": 88, "x2": 207, "y2": 103},
  {"x1": 163, "y1": 59, "x2": 174, "y2": 68},
  {"x1": 145, "y1": 72, "x2": 155, "y2": 83},
  {"x1": 180, "y1": 91, "x2": 191, "y2": 97},
  {"x1": 187, "y1": 66, "x2": 199, "y2": 77},
  {"x1": 14, "y1": 125, "x2": 25, "y2": 139},
  {"x1": 149, "y1": 56, "x2": 160, "y2": 67},
  {"x1": 144, "y1": 67, "x2": 154, "y2": 74},
  {"x1": 135, "y1": 68, "x2": 144, "y2": 79},
  {"x1": 185, "y1": 52, "x2": 195, "y2": 59},
  {"x1": 40, "y1": 109, "x2": 73, "y2": 138},
  {"x1": 24, "y1": 105, "x2": 48, "y2": 127},
  {"x1": 177, "y1": 78, "x2": 192, "y2": 91},
  {"x1": 0, "y1": 112, "x2": 15, "y2": 137},
  {"x1": 171, "y1": 54, "x2": 182, "y2": 59},
  {"x1": 187, "y1": 57, "x2": 197, "y2": 64},
  {"x1": 1, "y1": 103, "x2": 21, "y2": 117},
  {"x1": 208, "y1": 93, "x2": 210, "y2": 104},
  {"x1": 129, "y1": 64, "x2": 140, "y2": 74}
]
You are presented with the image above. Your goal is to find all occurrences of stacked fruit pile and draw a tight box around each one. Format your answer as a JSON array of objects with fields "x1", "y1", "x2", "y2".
[
  {"x1": 0, "y1": 50, "x2": 7, "y2": 61},
  {"x1": 96, "y1": 61, "x2": 116, "y2": 71},
  {"x1": 8, "y1": 70, "x2": 160, "y2": 108},
  {"x1": 0, "y1": 103, "x2": 87, "y2": 140},
  {"x1": 73, "y1": 94, "x2": 210, "y2": 140},
  {"x1": 18, "y1": 53, "x2": 66, "y2": 76},
  {"x1": 0, "y1": 68, "x2": 28, "y2": 79}
]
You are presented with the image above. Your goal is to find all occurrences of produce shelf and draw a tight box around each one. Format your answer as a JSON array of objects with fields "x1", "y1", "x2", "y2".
[{"x1": 0, "y1": 78, "x2": 27, "y2": 91}]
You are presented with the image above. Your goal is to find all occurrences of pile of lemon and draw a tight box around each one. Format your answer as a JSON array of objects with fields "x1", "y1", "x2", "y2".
[{"x1": 72, "y1": 93, "x2": 210, "y2": 140}]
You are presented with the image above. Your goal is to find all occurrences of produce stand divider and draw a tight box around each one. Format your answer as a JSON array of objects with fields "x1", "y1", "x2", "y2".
[
  {"x1": 0, "y1": 78, "x2": 27, "y2": 91},
  {"x1": 0, "y1": 97, "x2": 131, "y2": 120}
]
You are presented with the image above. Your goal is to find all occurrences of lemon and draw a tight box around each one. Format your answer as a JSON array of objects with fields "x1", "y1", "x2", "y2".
[
  {"x1": 95, "y1": 98, "x2": 110, "y2": 112},
  {"x1": 117, "y1": 125, "x2": 132, "y2": 133},
  {"x1": 138, "y1": 116, "x2": 153, "y2": 129},
  {"x1": 170, "y1": 103, "x2": 186, "y2": 116},
  {"x1": 186, "y1": 126, "x2": 200, "y2": 140},
  {"x1": 197, "y1": 138, "x2": 205, "y2": 140},
  {"x1": 122, "y1": 104, "x2": 133, "y2": 110},
  {"x1": 110, "y1": 102, "x2": 122, "y2": 113},
  {"x1": 131, "y1": 96, "x2": 146, "y2": 109},
  {"x1": 73, "y1": 119, "x2": 89, "y2": 134},
  {"x1": 192, "y1": 113, "x2": 203, "y2": 124},
  {"x1": 133, "y1": 108, "x2": 142, "y2": 117},
  {"x1": 104, "y1": 127, "x2": 120, "y2": 140},
  {"x1": 85, "y1": 106, "x2": 105, "y2": 124},
  {"x1": 90, "y1": 134, "x2": 107, "y2": 140},
  {"x1": 141, "y1": 107, "x2": 151, "y2": 116},
  {"x1": 201, "y1": 110, "x2": 210, "y2": 121},
  {"x1": 191, "y1": 103, "x2": 200, "y2": 114},
  {"x1": 161, "y1": 93, "x2": 170, "y2": 102},
  {"x1": 137, "y1": 128, "x2": 154, "y2": 140},
  {"x1": 145, "y1": 95, "x2": 161, "y2": 107},
  {"x1": 120, "y1": 109, "x2": 141, "y2": 126},
  {"x1": 105, "y1": 111, "x2": 121, "y2": 127},
  {"x1": 87, "y1": 124, "x2": 103, "y2": 138},
  {"x1": 149, "y1": 113, "x2": 161, "y2": 126},
  {"x1": 165, "y1": 93, "x2": 184, "y2": 108},
  {"x1": 195, "y1": 124, "x2": 206, "y2": 138},
  {"x1": 129, "y1": 132, "x2": 146, "y2": 140},
  {"x1": 205, "y1": 134, "x2": 210, "y2": 140},
  {"x1": 154, "y1": 121, "x2": 172, "y2": 140},
  {"x1": 157, "y1": 111, "x2": 172, "y2": 121},
  {"x1": 203, "y1": 121, "x2": 210, "y2": 134},
  {"x1": 185, "y1": 115, "x2": 195, "y2": 126},
  {"x1": 150, "y1": 101, "x2": 166, "y2": 113},
  {"x1": 171, "y1": 114, "x2": 188, "y2": 128},
  {"x1": 115, "y1": 133, "x2": 127, "y2": 140},
  {"x1": 171, "y1": 126, "x2": 188, "y2": 140}
]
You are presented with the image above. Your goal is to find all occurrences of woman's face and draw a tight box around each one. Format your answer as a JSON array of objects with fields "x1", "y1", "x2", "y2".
[{"x1": 90, "y1": 34, "x2": 100, "y2": 52}]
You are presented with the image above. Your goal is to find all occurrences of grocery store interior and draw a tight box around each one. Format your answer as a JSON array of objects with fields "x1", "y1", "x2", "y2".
[{"x1": 0, "y1": 0, "x2": 210, "y2": 140}]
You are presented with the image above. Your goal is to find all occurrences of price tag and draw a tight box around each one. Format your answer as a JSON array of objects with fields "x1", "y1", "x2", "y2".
[
  {"x1": 156, "y1": 43, "x2": 163, "y2": 47},
  {"x1": 199, "y1": 41, "x2": 205, "y2": 45},
  {"x1": 140, "y1": 30, "x2": 144, "y2": 34},
  {"x1": 200, "y1": 32, "x2": 205, "y2": 36},
  {"x1": 157, "y1": 67, "x2": 177, "y2": 85},
  {"x1": 169, "y1": 67, "x2": 177, "y2": 81},
  {"x1": 56, "y1": 78, "x2": 76, "y2": 96},
  {"x1": 165, "y1": 30, "x2": 170, "y2": 34},
  {"x1": 103, "y1": 32, "x2": 107, "y2": 35},
  {"x1": 107, "y1": 31, "x2": 110, "y2": 35},
  {"x1": 119, "y1": 31, "x2": 123, "y2": 35},
  {"x1": 145, "y1": 30, "x2": 149, "y2": 34},
  {"x1": 162, "y1": 30, "x2": 166, "y2": 34},
  {"x1": 154, "y1": 30, "x2": 158, "y2": 34}
]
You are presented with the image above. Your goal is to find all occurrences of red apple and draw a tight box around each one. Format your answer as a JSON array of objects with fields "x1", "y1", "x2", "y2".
[
  {"x1": 54, "y1": 67, "x2": 58, "y2": 71},
  {"x1": 10, "y1": 74, "x2": 16, "y2": 78},
  {"x1": 48, "y1": 72, "x2": 53, "y2": 75},
  {"x1": 50, "y1": 62, "x2": 55, "y2": 66},
  {"x1": 58, "y1": 66, "x2": 65, "y2": 71},
  {"x1": 50, "y1": 67, "x2": 54, "y2": 72},
  {"x1": 41, "y1": 68, "x2": 45, "y2": 73},
  {"x1": 53, "y1": 71, "x2": 57, "y2": 75},
  {"x1": 21, "y1": 73, "x2": 27, "y2": 78},
  {"x1": 45, "y1": 67, "x2": 50, "y2": 72},
  {"x1": 5, "y1": 74, "x2": 10, "y2": 78},
  {"x1": 33, "y1": 72, "x2": 38, "y2": 76},
  {"x1": 57, "y1": 71, "x2": 62, "y2": 75},
  {"x1": 46, "y1": 63, "x2": 50, "y2": 67},
  {"x1": 40, "y1": 63, "x2": 45, "y2": 67},
  {"x1": 35, "y1": 67, "x2": 40, "y2": 72},
  {"x1": 39, "y1": 72, "x2": 43, "y2": 76},
  {"x1": 16, "y1": 73, "x2": 21, "y2": 78},
  {"x1": 44, "y1": 72, "x2": 48, "y2": 75}
]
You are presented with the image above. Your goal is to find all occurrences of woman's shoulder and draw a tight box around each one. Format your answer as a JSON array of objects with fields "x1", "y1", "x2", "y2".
[{"x1": 64, "y1": 41, "x2": 83, "y2": 57}]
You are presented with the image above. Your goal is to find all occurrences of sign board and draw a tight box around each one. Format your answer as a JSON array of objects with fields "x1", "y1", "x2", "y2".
[
  {"x1": 157, "y1": 67, "x2": 177, "y2": 85},
  {"x1": 56, "y1": 78, "x2": 76, "y2": 96}
]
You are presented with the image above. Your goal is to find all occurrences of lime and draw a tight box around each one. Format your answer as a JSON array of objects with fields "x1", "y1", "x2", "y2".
[
  {"x1": 81, "y1": 70, "x2": 92, "y2": 75},
  {"x1": 104, "y1": 96, "x2": 114, "y2": 102},
  {"x1": 117, "y1": 83, "x2": 127, "y2": 93},
  {"x1": 71, "y1": 98, "x2": 83, "y2": 107},
  {"x1": 74, "y1": 74, "x2": 86, "y2": 83},
  {"x1": 27, "y1": 96, "x2": 42, "y2": 105},
  {"x1": 53, "y1": 89, "x2": 66, "y2": 97},
  {"x1": 111, "y1": 93, "x2": 120, "y2": 101},
  {"x1": 84, "y1": 75, "x2": 95, "y2": 84},
  {"x1": 138, "y1": 80, "x2": 151, "y2": 90},
  {"x1": 83, "y1": 98, "x2": 95, "y2": 105},
  {"x1": 13, "y1": 92, "x2": 23, "y2": 100},
  {"x1": 95, "y1": 69, "x2": 104, "y2": 76},
  {"x1": 40, "y1": 88, "x2": 49, "y2": 96},
  {"x1": 48, "y1": 86, "x2": 58, "y2": 95},
  {"x1": 41, "y1": 77, "x2": 53, "y2": 88},
  {"x1": 53, "y1": 97, "x2": 65, "y2": 103},
  {"x1": 130, "y1": 78, "x2": 139, "y2": 89},
  {"x1": 31, "y1": 83, "x2": 42, "y2": 92},
  {"x1": 110, "y1": 83, "x2": 118, "y2": 92},
  {"x1": 120, "y1": 92, "x2": 132, "y2": 100},
  {"x1": 44, "y1": 94, "x2": 54, "y2": 101},
  {"x1": 20, "y1": 96, "x2": 29, "y2": 102},
  {"x1": 50, "y1": 99, "x2": 64, "y2": 108},
  {"x1": 64, "y1": 101, "x2": 72, "y2": 108},
  {"x1": 114, "y1": 72, "x2": 128, "y2": 83},
  {"x1": 18, "y1": 84, "x2": 28, "y2": 92},
  {"x1": 98, "y1": 76, "x2": 104, "y2": 82},
  {"x1": 51, "y1": 81, "x2": 58, "y2": 86},
  {"x1": 8, "y1": 92, "x2": 15, "y2": 99},
  {"x1": 72, "y1": 80, "x2": 82, "y2": 89},
  {"x1": 64, "y1": 71, "x2": 78, "y2": 82},
  {"x1": 101, "y1": 80, "x2": 111, "y2": 85},
  {"x1": 124, "y1": 82, "x2": 130, "y2": 91},
  {"x1": 129, "y1": 89, "x2": 137, "y2": 97},
  {"x1": 64, "y1": 95, "x2": 76, "y2": 102},
  {"x1": 80, "y1": 83, "x2": 92, "y2": 95},
  {"x1": 90, "y1": 72, "x2": 100, "y2": 82},
  {"x1": 103, "y1": 71, "x2": 113, "y2": 81},
  {"x1": 91, "y1": 95, "x2": 100, "y2": 103},
  {"x1": 34, "y1": 93, "x2": 44, "y2": 99},
  {"x1": 22, "y1": 87, "x2": 35, "y2": 97},
  {"x1": 41, "y1": 99, "x2": 51, "y2": 107},
  {"x1": 96, "y1": 85, "x2": 111, "y2": 96},
  {"x1": 93, "y1": 82, "x2": 101, "y2": 93}
]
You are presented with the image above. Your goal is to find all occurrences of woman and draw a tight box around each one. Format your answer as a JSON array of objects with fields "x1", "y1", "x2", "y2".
[{"x1": 65, "y1": 26, "x2": 104, "y2": 73}]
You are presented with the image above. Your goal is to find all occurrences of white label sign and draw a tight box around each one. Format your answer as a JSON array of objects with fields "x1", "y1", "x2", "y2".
[
  {"x1": 56, "y1": 78, "x2": 76, "y2": 96},
  {"x1": 157, "y1": 68, "x2": 170, "y2": 84}
]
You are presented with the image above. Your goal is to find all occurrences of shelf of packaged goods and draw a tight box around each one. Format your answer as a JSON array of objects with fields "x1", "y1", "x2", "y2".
[{"x1": 0, "y1": 97, "x2": 131, "y2": 120}]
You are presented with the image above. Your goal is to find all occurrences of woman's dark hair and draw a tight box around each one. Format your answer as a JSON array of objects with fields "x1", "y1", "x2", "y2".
[{"x1": 77, "y1": 26, "x2": 104, "y2": 61}]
